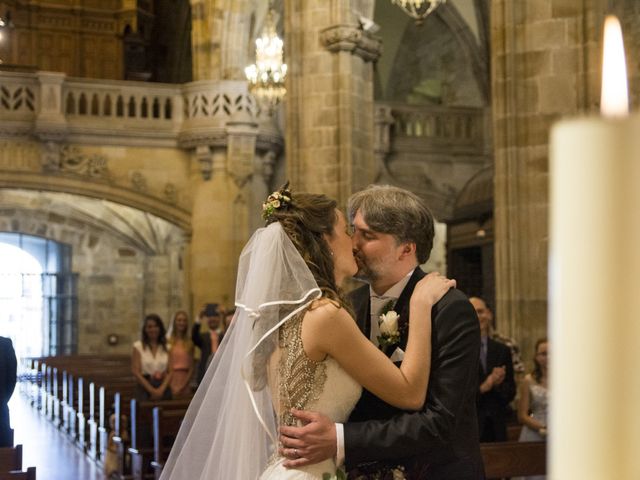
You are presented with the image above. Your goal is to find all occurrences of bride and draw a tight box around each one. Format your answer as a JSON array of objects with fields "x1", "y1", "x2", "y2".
[{"x1": 159, "y1": 186, "x2": 455, "y2": 479}]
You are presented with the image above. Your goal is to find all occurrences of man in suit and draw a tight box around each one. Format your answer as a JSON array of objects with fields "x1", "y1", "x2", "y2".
[
  {"x1": 280, "y1": 185, "x2": 484, "y2": 479},
  {"x1": 470, "y1": 296, "x2": 516, "y2": 442},
  {"x1": 191, "y1": 304, "x2": 224, "y2": 385},
  {"x1": 0, "y1": 336, "x2": 17, "y2": 447}
]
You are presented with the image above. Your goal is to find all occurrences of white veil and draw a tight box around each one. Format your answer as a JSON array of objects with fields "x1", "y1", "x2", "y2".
[{"x1": 160, "y1": 222, "x2": 321, "y2": 480}]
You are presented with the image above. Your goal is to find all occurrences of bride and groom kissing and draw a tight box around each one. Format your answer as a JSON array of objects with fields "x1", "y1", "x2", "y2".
[{"x1": 160, "y1": 184, "x2": 484, "y2": 480}]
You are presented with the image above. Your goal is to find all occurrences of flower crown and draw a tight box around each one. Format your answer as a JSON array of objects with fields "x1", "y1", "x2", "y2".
[{"x1": 262, "y1": 182, "x2": 292, "y2": 221}]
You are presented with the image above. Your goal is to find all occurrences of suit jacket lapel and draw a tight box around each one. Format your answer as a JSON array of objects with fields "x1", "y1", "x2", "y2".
[
  {"x1": 350, "y1": 285, "x2": 371, "y2": 336},
  {"x1": 392, "y1": 267, "x2": 426, "y2": 349}
]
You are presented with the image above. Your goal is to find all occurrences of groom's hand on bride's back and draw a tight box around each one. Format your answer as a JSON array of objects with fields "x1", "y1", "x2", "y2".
[{"x1": 279, "y1": 409, "x2": 336, "y2": 468}]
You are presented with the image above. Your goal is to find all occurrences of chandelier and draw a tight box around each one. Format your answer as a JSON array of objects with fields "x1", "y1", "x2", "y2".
[
  {"x1": 244, "y1": 8, "x2": 287, "y2": 113},
  {"x1": 391, "y1": 0, "x2": 446, "y2": 25}
]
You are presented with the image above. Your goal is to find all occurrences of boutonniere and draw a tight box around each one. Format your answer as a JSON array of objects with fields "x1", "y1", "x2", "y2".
[{"x1": 377, "y1": 299, "x2": 401, "y2": 351}]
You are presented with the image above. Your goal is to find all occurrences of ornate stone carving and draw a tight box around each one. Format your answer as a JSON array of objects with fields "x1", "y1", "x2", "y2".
[
  {"x1": 130, "y1": 171, "x2": 148, "y2": 192},
  {"x1": 258, "y1": 150, "x2": 276, "y2": 184},
  {"x1": 319, "y1": 25, "x2": 382, "y2": 62},
  {"x1": 0, "y1": 84, "x2": 35, "y2": 112},
  {"x1": 195, "y1": 145, "x2": 213, "y2": 180},
  {"x1": 41, "y1": 143, "x2": 110, "y2": 179},
  {"x1": 227, "y1": 121, "x2": 258, "y2": 189},
  {"x1": 164, "y1": 183, "x2": 178, "y2": 204}
]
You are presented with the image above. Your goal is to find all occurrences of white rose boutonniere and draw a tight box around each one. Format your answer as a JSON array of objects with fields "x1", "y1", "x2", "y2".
[
  {"x1": 377, "y1": 300, "x2": 401, "y2": 351},
  {"x1": 379, "y1": 310, "x2": 399, "y2": 335}
]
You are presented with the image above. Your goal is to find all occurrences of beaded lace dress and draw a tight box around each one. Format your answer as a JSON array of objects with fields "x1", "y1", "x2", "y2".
[{"x1": 260, "y1": 313, "x2": 362, "y2": 479}]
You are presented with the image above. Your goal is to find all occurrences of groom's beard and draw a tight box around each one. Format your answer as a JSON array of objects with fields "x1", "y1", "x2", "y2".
[{"x1": 354, "y1": 255, "x2": 376, "y2": 284}]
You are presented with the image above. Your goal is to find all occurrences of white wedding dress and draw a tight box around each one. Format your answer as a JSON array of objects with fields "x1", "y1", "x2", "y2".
[{"x1": 260, "y1": 313, "x2": 362, "y2": 479}]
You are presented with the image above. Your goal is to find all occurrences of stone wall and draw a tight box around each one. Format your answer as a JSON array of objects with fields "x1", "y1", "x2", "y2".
[
  {"x1": 0, "y1": 190, "x2": 188, "y2": 354},
  {"x1": 491, "y1": 0, "x2": 607, "y2": 362}
]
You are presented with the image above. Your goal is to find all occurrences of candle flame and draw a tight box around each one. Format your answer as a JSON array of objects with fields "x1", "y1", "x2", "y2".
[{"x1": 601, "y1": 15, "x2": 629, "y2": 117}]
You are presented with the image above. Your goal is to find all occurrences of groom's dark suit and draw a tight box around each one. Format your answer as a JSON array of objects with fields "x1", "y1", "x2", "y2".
[{"x1": 345, "y1": 268, "x2": 484, "y2": 479}]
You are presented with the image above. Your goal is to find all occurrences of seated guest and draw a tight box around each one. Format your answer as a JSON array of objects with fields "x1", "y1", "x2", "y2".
[
  {"x1": 191, "y1": 303, "x2": 224, "y2": 385},
  {"x1": 132, "y1": 313, "x2": 172, "y2": 400},
  {"x1": 0, "y1": 336, "x2": 17, "y2": 447},
  {"x1": 471, "y1": 296, "x2": 516, "y2": 442},
  {"x1": 167, "y1": 310, "x2": 195, "y2": 398},
  {"x1": 104, "y1": 412, "x2": 129, "y2": 477},
  {"x1": 518, "y1": 338, "x2": 549, "y2": 442}
]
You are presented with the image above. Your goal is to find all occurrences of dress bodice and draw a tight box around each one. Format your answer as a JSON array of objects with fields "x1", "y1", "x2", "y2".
[
  {"x1": 528, "y1": 382, "x2": 548, "y2": 425},
  {"x1": 261, "y1": 313, "x2": 362, "y2": 479},
  {"x1": 133, "y1": 340, "x2": 169, "y2": 376},
  {"x1": 168, "y1": 340, "x2": 192, "y2": 370}
]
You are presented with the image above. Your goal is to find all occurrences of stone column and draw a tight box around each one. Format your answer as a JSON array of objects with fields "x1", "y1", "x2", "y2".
[
  {"x1": 284, "y1": 0, "x2": 381, "y2": 205},
  {"x1": 491, "y1": 0, "x2": 604, "y2": 360}
]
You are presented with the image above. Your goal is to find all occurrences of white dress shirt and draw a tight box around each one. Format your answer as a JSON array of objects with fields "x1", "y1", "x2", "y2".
[{"x1": 336, "y1": 270, "x2": 414, "y2": 466}]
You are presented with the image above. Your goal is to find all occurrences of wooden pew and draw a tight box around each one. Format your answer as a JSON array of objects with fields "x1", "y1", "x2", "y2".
[
  {"x1": 128, "y1": 399, "x2": 191, "y2": 480},
  {"x1": 0, "y1": 445, "x2": 22, "y2": 472},
  {"x1": 110, "y1": 393, "x2": 129, "y2": 480},
  {"x1": 98, "y1": 382, "x2": 137, "y2": 466},
  {"x1": 481, "y1": 441, "x2": 546, "y2": 479},
  {"x1": 150, "y1": 407, "x2": 185, "y2": 480},
  {"x1": 0, "y1": 468, "x2": 36, "y2": 480}
]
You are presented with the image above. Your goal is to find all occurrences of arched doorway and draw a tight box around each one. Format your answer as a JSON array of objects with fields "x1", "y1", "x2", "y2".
[{"x1": 0, "y1": 233, "x2": 77, "y2": 358}]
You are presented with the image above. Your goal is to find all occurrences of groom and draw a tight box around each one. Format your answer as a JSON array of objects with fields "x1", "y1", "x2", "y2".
[{"x1": 280, "y1": 185, "x2": 483, "y2": 479}]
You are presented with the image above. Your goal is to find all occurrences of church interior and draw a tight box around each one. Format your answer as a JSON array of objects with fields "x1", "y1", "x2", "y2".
[{"x1": 1, "y1": 0, "x2": 639, "y2": 478}]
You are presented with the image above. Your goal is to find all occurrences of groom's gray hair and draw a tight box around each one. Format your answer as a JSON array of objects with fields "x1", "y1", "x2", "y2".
[{"x1": 348, "y1": 185, "x2": 435, "y2": 264}]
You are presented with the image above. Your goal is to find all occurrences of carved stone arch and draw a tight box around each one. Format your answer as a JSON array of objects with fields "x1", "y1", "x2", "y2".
[
  {"x1": 0, "y1": 175, "x2": 191, "y2": 233},
  {"x1": 376, "y1": 2, "x2": 489, "y2": 106},
  {"x1": 436, "y1": 2, "x2": 489, "y2": 103}
]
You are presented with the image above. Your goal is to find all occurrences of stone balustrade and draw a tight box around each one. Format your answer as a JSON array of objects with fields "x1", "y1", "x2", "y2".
[
  {"x1": 0, "y1": 71, "x2": 483, "y2": 155},
  {"x1": 375, "y1": 103, "x2": 486, "y2": 155},
  {"x1": 0, "y1": 70, "x2": 272, "y2": 148}
]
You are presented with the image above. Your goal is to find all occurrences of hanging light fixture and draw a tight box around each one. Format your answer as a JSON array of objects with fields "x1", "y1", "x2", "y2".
[
  {"x1": 245, "y1": 7, "x2": 287, "y2": 113},
  {"x1": 391, "y1": 0, "x2": 446, "y2": 26}
]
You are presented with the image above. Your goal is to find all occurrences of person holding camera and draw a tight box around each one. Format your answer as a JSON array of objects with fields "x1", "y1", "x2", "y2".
[{"x1": 191, "y1": 303, "x2": 225, "y2": 385}]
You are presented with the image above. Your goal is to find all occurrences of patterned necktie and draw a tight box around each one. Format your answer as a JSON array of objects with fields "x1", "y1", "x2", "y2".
[{"x1": 480, "y1": 338, "x2": 487, "y2": 372}]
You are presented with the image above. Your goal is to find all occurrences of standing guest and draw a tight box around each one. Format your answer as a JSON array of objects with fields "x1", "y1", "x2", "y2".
[
  {"x1": 222, "y1": 307, "x2": 236, "y2": 333},
  {"x1": 132, "y1": 313, "x2": 172, "y2": 400},
  {"x1": 167, "y1": 310, "x2": 195, "y2": 398},
  {"x1": 514, "y1": 338, "x2": 548, "y2": 480},
  {"x1": 517, "y1": 338, "x2": 549, "y2": 442},
  {"x1": 191, "y1": 304, "x2": 224, "y2": 385},
  {"x1": 0, "y1": 336, "x2": 17, "y2": 447},
  {"x1": 471, "y1": 296, "x2": 516, "y2": 442}
]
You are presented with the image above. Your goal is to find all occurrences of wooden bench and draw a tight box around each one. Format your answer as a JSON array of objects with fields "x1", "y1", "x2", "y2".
[
  {"x1": 128, "y1": 399, "x2": 191, "y2": 480},
  {"x1": 150, "y1": 406, "x2": 186, "y2": 480},
  {"x1": 481, "y1": 441, "x2": 546, "y2": 479},
  {"x1": 0, "y1": 445, "x2": 22, "y2": 472},
  {"x1": 0, "y1": 467, "x2": 36, "y2": 480}
]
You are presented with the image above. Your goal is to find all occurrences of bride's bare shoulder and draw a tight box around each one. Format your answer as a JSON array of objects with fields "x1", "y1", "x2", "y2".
[{"x1": 305, "y1": 298, "x2": 351, "y2": 324}]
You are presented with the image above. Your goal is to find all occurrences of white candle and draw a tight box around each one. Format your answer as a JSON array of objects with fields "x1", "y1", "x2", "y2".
[{"x1": 549, "y1": 15, "x2": 640, "y2": 480}]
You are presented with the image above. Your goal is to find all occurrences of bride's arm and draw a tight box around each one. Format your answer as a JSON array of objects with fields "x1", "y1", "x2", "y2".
[{"x1": 303, "y1": 273, "x2": 453, "y2": 410}]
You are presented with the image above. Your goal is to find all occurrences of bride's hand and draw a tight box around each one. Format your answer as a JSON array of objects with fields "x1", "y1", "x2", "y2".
[{"x1": 410, "y1": 272, "x2": 456, "y2": 308}]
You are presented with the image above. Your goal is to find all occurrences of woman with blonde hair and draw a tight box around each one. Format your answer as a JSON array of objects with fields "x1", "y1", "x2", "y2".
[{"x1": 167, "y1": 310, "x2": 195, "y2": 398}]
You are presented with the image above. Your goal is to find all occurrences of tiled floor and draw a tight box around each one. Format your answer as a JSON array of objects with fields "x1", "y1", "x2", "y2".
[{"x1": 9, "y1": 392, "x2": 106, "y2": 480}]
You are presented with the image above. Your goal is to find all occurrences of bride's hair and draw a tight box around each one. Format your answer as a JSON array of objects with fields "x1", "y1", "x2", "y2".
[{"x1": 265, "y1": 191, "x2": 350, "y2": 311}]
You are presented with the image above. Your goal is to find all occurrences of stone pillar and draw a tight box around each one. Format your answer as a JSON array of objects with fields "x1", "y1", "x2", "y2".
[
  {"x1": 284, "y1": 0, "x2": 381, "y2": 205},
  {"x1": 491, "y1": 0, "x2": 604, "y2": 361},
  {"x1": 35, "y1": 72, "x2": 68, "y2": 140}
]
